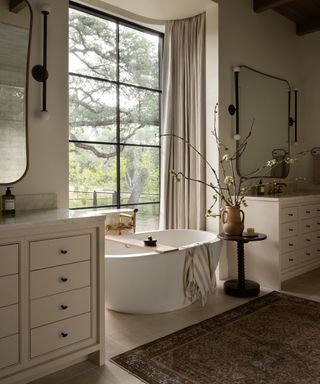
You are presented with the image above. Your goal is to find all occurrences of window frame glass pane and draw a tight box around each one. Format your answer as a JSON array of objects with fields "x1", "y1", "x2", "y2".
[{"x1": 68, "y1": 2, "x2": 163, "y2": 231}]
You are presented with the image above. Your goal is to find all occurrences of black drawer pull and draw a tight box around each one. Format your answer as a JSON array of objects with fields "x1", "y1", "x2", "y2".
[
  {"x1": 306, "y1": 225, "x2": 311, "y2": 228},
  {"x1": 289, "y1": 243, "x2": 294, "y2": 246},
  {"x1": 60, "y1": 250, "x2": 68, "y2": 255},
  {"x1": 289, "y1": 228, "x2": 294, "y2": 232},
  {"x1": 61, "y1": 332, "x2": 68, "y2": 338},
  {"x1": 306, "y1": 253, "x2": 311, "y2": 256},
  {"x1": 289, "y1": 258, "x2": 294, "y2": 262},
  {"x1": 60, "y1": 305, "x2": 68, "y2": 310},
  {"x1": 317, "y1": 236, "x2": 320, "y2": 239},
  {"x1": 317, "y1": 209, "x2": 320, "y2": 212},
  {"x1": 306, "y1": 210, "x2": 311, "y2": 214},
  {"x1": 288, "y1": 213, "x2": 294, "y2": 217},
  {"x1": 306, "y1": 239, "x2": 311, "y2": 242},
  {"x1": 60, "y1": 277, "x2": 68, "y2": 282}
]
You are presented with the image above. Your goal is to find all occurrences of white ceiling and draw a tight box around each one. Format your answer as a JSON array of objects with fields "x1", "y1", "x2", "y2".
[{"x1": 100, "y1": 0, "x2": 215, "y2": 20}]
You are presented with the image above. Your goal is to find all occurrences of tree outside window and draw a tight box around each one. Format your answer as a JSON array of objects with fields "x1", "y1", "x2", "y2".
[{"x1": 68, "y1": 4, "x2": 163, "y2": 231}]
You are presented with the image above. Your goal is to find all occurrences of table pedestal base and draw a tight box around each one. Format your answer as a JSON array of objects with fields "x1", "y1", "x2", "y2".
[{"x1": 224, "y1": 279, "x2": 260, "y2": 297}]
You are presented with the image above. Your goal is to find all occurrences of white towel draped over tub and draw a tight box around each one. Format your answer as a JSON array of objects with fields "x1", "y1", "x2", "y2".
[{"x1": 183, "y1": 241, "x2": 221, "y2": 305}]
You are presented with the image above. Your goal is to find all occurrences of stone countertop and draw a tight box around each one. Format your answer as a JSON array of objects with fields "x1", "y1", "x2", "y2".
[
  {"x1": 0, "y1": 208, "x2": 111, "y2": 231},
  {"x1": 245, "y1": 192, "x2": 320, "y2": 202}
]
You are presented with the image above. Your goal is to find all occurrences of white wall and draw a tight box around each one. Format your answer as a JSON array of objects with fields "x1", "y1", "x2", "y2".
[
  {"x1": 11, "y1": 0, "x2": 69, "y2": 208},
  {"x1": 98, "y1": 0, "x2": 213, "y2": 21},
  {"x1": 295, "y1": 32, "x2": 320, "y2": 187},
  {"x1": 205, "y1": 4, "x2": 219, "y2": 234},
  {"x1": 218, "y1": 0, "x2": 301, "y2": 278}
]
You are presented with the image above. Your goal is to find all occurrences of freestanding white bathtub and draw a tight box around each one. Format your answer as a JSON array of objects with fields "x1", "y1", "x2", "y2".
[{"x1": 105, "y1": 230, "x2": 221, "y2": 314}]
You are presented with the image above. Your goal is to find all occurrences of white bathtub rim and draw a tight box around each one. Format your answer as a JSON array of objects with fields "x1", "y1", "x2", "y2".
[{"x1": 105, "y1": 229, "x2": 219, "y2": 258}]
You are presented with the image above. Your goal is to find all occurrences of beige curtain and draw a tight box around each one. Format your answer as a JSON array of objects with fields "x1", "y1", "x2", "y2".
[{"x1": 160, "y1": 13, "x2": 206, "y2": 230}]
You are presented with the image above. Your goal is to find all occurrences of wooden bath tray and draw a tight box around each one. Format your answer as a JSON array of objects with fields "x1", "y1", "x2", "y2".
[{"x1": 105, "y1": 235, "x2": 178, "y2": 254}]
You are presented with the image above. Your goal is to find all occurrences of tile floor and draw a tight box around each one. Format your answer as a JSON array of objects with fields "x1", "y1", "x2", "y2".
[{"x1": 31, "y1": 268, "x2": 320, "y2": 384}]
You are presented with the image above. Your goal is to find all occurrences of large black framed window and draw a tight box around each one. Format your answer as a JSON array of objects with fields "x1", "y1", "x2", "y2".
[{"x1": 68, "y1": 2, "x2": 163, "y2": 230}]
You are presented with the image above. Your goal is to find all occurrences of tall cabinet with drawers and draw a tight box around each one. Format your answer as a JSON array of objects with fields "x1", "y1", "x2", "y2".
[
  {"x1": 237, "y1": 194, "x2": 320, "y2": 290},
  {"x1": 0, "y1": 210, "x2": 106, "y2": 384}
]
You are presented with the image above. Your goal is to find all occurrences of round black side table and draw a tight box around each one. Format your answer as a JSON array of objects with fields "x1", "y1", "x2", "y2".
[{"x1": 218, "y1": 232, "x2": 267, "y2": 298}]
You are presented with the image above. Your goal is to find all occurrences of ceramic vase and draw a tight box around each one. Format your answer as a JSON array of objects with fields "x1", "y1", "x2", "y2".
[{"x1": 221, "y1": 205, "x2": 245, "y2": 236}]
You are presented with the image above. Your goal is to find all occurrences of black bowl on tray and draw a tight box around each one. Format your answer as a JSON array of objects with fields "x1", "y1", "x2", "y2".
[{"x1": 144, "y1": 236, "x2": 157, "y2": 247}]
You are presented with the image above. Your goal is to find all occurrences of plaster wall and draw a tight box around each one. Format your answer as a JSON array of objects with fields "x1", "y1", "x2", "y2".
[
  {"x1": 205, "y1": 4, "x2": 219, "y2": 235},
  {"x1": 295, "y1": 32, "x2": 320, "y2": 187},
  {"x1": 7, "y1": 0, "x2": 69, "y2": 208},
  {"x1": 218, "y1": 0, "x2": 301, "y2": 278}
]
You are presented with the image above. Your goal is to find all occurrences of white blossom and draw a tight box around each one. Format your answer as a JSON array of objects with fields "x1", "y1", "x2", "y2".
[{"x1": 224, "y1": 176, "x2": 234, "y2": 186}]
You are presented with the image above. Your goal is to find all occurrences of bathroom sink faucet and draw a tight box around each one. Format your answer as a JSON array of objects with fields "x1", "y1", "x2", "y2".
[
  {"x1": 106, "y1": 209, "x2": 138, "y2": 235},
  {"x1": 268, "y1": 182, "x2": 287, "y2": 194}
]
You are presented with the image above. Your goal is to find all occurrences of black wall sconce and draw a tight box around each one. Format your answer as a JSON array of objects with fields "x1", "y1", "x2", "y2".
[
  {"x1": 32, "y1": 4, "x2": 51, "y2": 120},
  {"x1": 228, "y1": 66, "x2": 241, "y2": 141},
  {"x1": 289, "y1": 88, "x2": 298, "y2": 144}
]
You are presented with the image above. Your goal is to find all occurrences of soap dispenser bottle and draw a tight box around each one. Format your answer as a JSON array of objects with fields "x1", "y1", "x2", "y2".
[
  {"x1": 257, "y1": 180, "x2": 265, "y2": 196},
  {"x1": 2, "y1": 187, "x2": 15, "y2": 215}
]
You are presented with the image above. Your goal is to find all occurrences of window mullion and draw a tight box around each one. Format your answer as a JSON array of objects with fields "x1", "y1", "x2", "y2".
[{"x1": 116, "y1": 21, "x2": 121, "y2": 209}]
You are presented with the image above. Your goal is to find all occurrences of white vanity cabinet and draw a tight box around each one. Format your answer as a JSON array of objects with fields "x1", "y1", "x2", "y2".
[
  {"x1": 0, "y1": 210, "x2": 106, "y2": 384},
  {"x1": 241, "y1": 195, "x2": 320, "y2": 290},
  {"x1": 0, "y1": 244, "x2": 19, "y2": 370}
]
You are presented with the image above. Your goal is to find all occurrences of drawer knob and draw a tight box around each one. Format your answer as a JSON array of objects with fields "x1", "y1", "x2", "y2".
[
  {"x1": 306, "y1": 239, "x2": 311, "y2": 242},
  {"x1": 306, "y1": 225, "x2": 311, "y2": 228},
  {"x1": 289, "y1": 228, "x2": 293, "y2": 232},
  {"x1": 306, "y1": 210, "x2": 311, "y2": 214},
  {"x1": 289, "y1": 243, "x2": 294, "y2": 246},
  {"x1": 60, "y1": 304, "x2": 68, "y2": 310},
  {"x1": 306, "y1": 252, "x2": 311, "y2": 256},
  {"x1": 289, "y1": 258, "x2": 294, "y2": 261},
  {"x1": 60, "y1": 277, "x2": 68, "y2": 282},
  {"x1": 61, "y1": 332, "x2": 68, "y2": 338},
  {"x1": 288, "y1": 214, "x2": 294, "y2": 217},
  {"x1": 60, "y1": 250, "x2": 68, "y2": 255}
]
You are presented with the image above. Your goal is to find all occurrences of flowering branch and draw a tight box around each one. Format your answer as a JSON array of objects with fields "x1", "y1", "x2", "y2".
[{"x1": 163, "y1": 103, "x2": 312, "y2": 217}]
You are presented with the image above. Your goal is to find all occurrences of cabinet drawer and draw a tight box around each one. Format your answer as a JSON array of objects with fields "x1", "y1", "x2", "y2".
[
  {"x1": 0, "y1": 275, "x2": 18, "y2": 308},
  {"x1": 0, "y1": 304, "x2": 18, "y2": 338},
  {"x1": 30, "y1": 312, "x2": 91, "y2": 358},
  {"x1": 281, "y1": 237, "x2": 300, "y2": 253},
  {"x1": 30, "y1": 234, "x2": 91, "y2": 271},
  {"x1": 31, "y1": 286, "x2": 91, "y2": 328},
  {"x1": 299, "y1": 218, "x2": 320, "y2": 234},
  {"x1": 0, "y1": 244, "x2": 18, "y2": 277},
  {"x1": 280, "y1": 207, "x2": 298, "y2": 223},
  {"x1": 281, "y1": 251, "x2": 300, "y2": 270},
  {"x1": 280, "y1": 222, "x2": 299, "y2": 238},
  {"x1": 30, "y1": 261, "x2": 90, "y2": 299},
  {"x1": 0, "y1": 334, "x2": 19, "y2": 369},
  {"x1": 300, "y1": 231, "x2": 320, "y2": 247},
  {"x1": 299, "y1": 204, "x2": 320, "y2": 219},
  {"x1": 301, "y1": 245, "x2": 320, "y2": 262}
]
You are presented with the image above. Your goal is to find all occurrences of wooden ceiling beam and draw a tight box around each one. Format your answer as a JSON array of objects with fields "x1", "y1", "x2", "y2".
[
  {"x1": 9, "y1": 0, "x2": 26, "y2": 13},
  {"x1": 253, "y1": 0, "x2": 294, "y2": 13},
  {"x1": 296, "y1": 19, "x2": 320, "y2": 35}
]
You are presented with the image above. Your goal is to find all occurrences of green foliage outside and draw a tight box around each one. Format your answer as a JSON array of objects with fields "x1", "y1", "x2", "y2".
[{"x1": 68, "y1": 7, "x2": 161, "y2": 227}]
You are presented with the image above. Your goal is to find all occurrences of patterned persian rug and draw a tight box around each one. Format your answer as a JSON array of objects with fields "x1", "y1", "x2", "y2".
[{"x1": 110, "y1": 292, "x2": 320, "y2": 384}]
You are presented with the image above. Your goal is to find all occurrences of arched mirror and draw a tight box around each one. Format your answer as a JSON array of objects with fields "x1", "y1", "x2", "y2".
[
  {"x1": 0, "y1": 0, "x2": 32, "y2": 184},
  {"x1": 231, "y1": 65, "x2": 296, "y2": 180}
]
